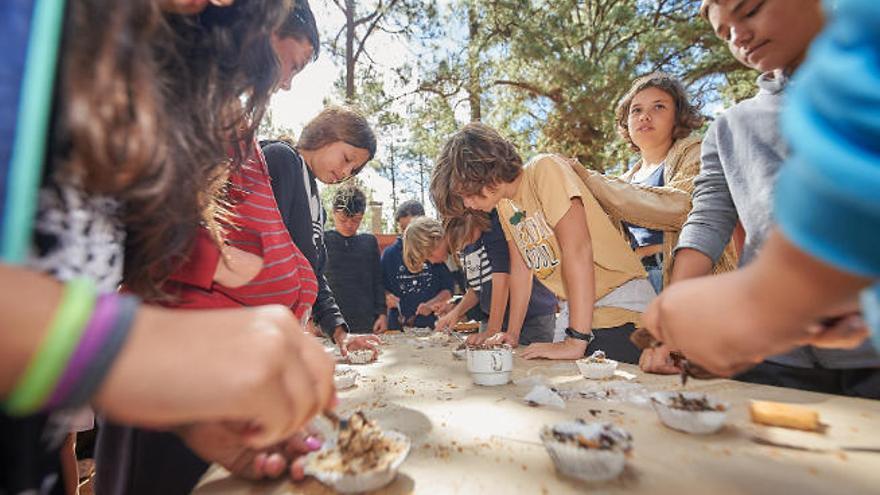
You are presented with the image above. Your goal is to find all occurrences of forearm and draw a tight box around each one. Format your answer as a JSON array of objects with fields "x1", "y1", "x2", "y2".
[
  {"x1": 0, "y1": 266, "x2": 62, "y2": 394},
  {"x1": 425, "y1": 290, "x2": 452, "y2": 308},
  {"x1": 314, "y1": 275, "x2": 346, "y2": 337},
  {"x1": 584, "y1": 170, "x2": 691, "y2": 230},
  {"x1": 504, "y1": 240, "x2": 533, "y2": 336},
  {"x1": 741, "y1": 230, "x2": 872, "y2": 338},
  {"x1": 669, "y1": 248, "x2": 715, "y2": 284},
  {"x1": 562, "y1": 244, "x2": 594, "y2": 333},
  {"x1": 454, "y1": 289, "x2": 479, "y2": 319},
  {"x1": 484, "y1": 273, "x2": 510, "y2": 332}
]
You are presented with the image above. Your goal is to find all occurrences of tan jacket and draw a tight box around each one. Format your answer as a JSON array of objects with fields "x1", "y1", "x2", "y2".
[{"x1": 568, "y1": 135, "x2": 738, "y2": 286}]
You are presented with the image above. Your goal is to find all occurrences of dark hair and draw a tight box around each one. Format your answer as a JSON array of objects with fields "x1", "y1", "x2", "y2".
[
  {"x1": 297, "y1": 106, "x2": 377, "y2": 176},
  {"x1": 395, "y1": 200, "x2": 425, "y2": 222},
  {"x1": 332, "y1": 185, "x2": 367, "y2": 215},
  {"x1": 435, "y1": 122, "x2": 522, "y2": 198},
  {"x1": 58, "y1": 0, "x2": 288, "y2": 298},
  {"x1": 429, "y1": 149, "x2": 491, "y2": 248},
  {"x1": 614, "y1": 73, "x2": 704, "y2": 152},
  {"x1": 277, "y1": 0, "x2": 320, "y2": 60}
]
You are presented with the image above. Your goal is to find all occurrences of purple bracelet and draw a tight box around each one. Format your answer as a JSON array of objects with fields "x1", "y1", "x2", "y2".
[{"x1": 45, "y1": 293, "x2": 119, "y2": 409}]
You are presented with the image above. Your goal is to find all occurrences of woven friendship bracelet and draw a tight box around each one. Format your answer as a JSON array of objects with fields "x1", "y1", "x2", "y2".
[
  {"x1": 4, "y1": 278, "x2": 97, "y2": 415},
  {"x1": 60, "y1": 294, "x2": 140, "y2": 410}
]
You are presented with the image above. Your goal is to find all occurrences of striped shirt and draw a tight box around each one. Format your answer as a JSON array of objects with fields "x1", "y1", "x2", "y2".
[{"x1": 163, "y1": 141, "x2": 318, "y2": 319}]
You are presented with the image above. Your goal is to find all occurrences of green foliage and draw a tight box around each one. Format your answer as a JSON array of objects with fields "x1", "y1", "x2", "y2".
[{"x1": 318, "y1": 0, "x2": 756, "y2": 207}]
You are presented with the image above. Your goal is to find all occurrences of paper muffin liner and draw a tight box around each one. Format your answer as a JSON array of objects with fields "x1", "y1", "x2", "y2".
[
  {"x1": 540, "y1": 421, "x2": 629, "y2": 482},
  {"x1": 303, "y1": 430, "x2": 411, "y2": 494},
  {"x1": 650, "y1": 391, "x2": 728, "y2": 434},
  {"x1": 347, "y1": 349, "x2": 376, "y2": 365},
  {"x1": 333, "y1": 367, "x2": 359, "y2": 390},
  {"x1": 575, "y1": 359, "x2": 618, "y2": 380}
]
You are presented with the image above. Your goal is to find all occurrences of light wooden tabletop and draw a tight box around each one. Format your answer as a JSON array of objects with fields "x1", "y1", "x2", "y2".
[{"x1": 194, "y1": 333, "x2": 880, "y2": 495}]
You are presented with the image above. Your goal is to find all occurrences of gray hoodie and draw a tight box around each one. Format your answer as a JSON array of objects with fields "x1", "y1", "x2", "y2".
[{"x1": 676, "y1": 71, "x2": 879, "y2": 369}]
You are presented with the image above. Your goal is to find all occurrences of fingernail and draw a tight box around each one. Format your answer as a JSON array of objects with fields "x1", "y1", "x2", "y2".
[{"x1": 305, "y1": 436, "x2": 323, "y2": 451}]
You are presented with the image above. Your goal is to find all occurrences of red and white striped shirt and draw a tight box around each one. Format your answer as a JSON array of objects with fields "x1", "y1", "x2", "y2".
[{"x1": 163, "y1": 141, "x2": 318, "y2": 319}]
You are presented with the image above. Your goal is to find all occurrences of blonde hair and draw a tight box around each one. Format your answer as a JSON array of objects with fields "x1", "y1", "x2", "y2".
[{"x1": 403, "y1": 217, "x2": 445, "y2": 273}]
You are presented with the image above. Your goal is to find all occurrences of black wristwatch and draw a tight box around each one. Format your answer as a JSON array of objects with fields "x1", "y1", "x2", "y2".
[{"x1": 565, "y1": 327, "x2": 595, "y2": 345}]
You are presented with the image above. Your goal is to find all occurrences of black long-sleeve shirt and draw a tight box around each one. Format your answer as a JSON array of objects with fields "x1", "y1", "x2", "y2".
[
  {"x1": 324, "y1": 230, "x2": 386, "y2": 333},
  {"x1": 261, "y1": 141, "x2": 347, "y2": 336}
]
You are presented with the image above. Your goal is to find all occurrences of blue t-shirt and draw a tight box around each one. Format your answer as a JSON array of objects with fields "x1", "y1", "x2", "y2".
[
  {"x1": 0, "y1": 1, "x2": 35, "y2": 255},
  {"x1": 381, "y1": 237, "x2": 454, "y2": 329},
  {"x1": 460, "y1": 211, "x2": 557, "y2": 321},
  {"x1": 623, "y1": 164, "x2": 665, "y2": 249},
  {"x1": 774, "y1": 0, "x2": 880, "y2": 348}
]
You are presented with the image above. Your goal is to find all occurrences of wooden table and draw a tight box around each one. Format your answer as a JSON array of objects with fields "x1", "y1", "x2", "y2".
[{"x1": 195, "y1": 334, "x2": 880, "y2": 494}]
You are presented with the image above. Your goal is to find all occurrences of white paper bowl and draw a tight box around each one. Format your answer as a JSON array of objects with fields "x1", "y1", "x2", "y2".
[
  {"x1": 575, "y1": 358, "x2": 618, "y2": 380},
  {"x1": 347, "y1": 349, "x2": 376, "y2": 365},
  {"x1": 334, "y1": 368, "x2": 359, "y2": 390},
  {"x1": 303, "y1": 430, "x2": 410, "y2": 494},
  {"x1": 650, "y1": 391, "x2": 728, "y2": 434},
  {"x1": 540, "y1": 421, "x2": 630, "y2": 482}
]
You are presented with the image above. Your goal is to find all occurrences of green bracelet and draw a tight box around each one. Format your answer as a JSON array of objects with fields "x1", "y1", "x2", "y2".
[{"x1": 4, "y1": 278, "x2": 97, "y2": 415}]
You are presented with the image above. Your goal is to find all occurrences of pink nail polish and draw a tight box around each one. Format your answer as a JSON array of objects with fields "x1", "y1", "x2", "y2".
[{"x1": 305, "y1": 436, "x2": 322, "y2": 451}]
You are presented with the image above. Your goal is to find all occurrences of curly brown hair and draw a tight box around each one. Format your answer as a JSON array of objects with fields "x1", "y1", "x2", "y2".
[
  {"x1": 58, "y1": 0, "x2": 288, "y2": 298},
  {"x1": 435, "y1": 122, "x2": 522, "y2": 198},
  {"x1": 615, "y1": 73, "x2": 704, "y2": 152},
  {"x1": 429, "y1": 148, "x2": 490, "y2": 252}
]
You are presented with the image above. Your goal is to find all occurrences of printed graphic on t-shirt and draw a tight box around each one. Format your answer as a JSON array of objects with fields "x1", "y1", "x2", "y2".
[
  {"x1": 397, "y1": 264, "x2": 434, "y2": 296},
  {"x1": 508, "y1": 208, "x2": 559, "y2": 280},
  {"x1": 461, "y1": 246, "x2": 492, "y2": 291}
]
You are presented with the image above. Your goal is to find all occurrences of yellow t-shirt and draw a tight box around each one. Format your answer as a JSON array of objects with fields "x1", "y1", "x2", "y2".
[{"x1": 497, "y1": 154, "x2": 647, "y2": 329}]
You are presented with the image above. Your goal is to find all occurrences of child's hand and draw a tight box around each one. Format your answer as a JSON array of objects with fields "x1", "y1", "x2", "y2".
[
  {"x1": 431, "y1": 300, "x2": 455, "y2": 316},
  {"x1": 641, "y1": 273, "x2": 769, "y2": 377},
  {"x1": 215, "y1": 245, "x2": 263, "y2": 288},
  {"x1": 337, "y1": 332, "x2": 382, "y2": 359},
  {"x1": 519, "y1": 339, "x2": 586, "y2": 360},
  {"x1": 415, "y1": 302, "x2": 434, "y2": 316},
  {"x1": 372, "y1": 314, "x2": 388, "y2": 334},
  {"x1": 177, "y1": 423, "x2": 322, "y2": 480},
  {"x1": 637, "y1": 344, "x2": 682, "y2": 375},
  {"x1": 434, "y1": 311, "x2": 458, "y2": 333},
  {"x1": 805, "y1": 314, "x2": 869, "y2": 349},
  {"x1": 466, "y1": 330, "x2": 497, "y2": 347},
  {"x1": 486, "y1": 331, "x2": 519, "y2": 348},
  {"x1": 93, "y1": 305, "x2": 336, "y2": 449},
  {"x1": 385, "y1": 293, "x2": 400, "y2": 310}
]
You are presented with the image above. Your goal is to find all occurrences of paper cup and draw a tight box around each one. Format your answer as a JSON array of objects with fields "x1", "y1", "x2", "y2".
[
  {"x1": 334, "y1": 368, "x2": 359, "y2": 390},
  {"x1": 466, "y1": 347, "x2": 513, "y2": 386}
]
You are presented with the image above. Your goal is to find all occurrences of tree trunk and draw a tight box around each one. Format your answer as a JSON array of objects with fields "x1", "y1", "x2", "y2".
[
  {"x1": 345, "y1": 0, "x2": 356, "y2": 101},
  {"x1": 466, "y1": 2, "x2": 481, "y2": 121},
  {"x1": 389, "y1": 141, "x2": 398, "y2": 215}
]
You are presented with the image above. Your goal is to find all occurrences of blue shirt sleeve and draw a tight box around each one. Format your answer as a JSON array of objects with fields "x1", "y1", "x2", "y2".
[{"x1": 775, "y1": 0, "x2": 880, "y2": 278}]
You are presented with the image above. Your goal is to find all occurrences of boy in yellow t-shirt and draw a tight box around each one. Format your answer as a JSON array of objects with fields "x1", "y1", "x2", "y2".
[{"x1": 432, "y1": 123, "x2": 655, "y2": 362}]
